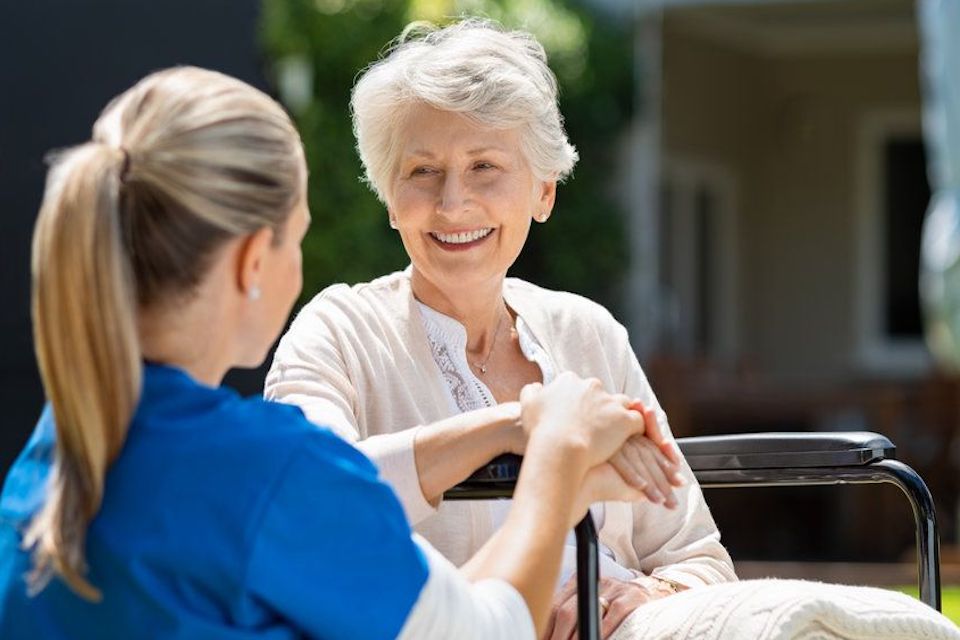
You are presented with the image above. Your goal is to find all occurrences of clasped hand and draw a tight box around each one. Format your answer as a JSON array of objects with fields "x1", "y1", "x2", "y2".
[
  {"x1": 544, "y1": 575, "x2": 678, "y2": 640},
  {"x1": 519, "y1": 373, "x2": 685, "y2": 523}
]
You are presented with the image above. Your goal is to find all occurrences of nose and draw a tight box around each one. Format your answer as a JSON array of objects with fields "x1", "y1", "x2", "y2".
[{"x1": 437, "y1": 172, "x2": 466, "y2": 217}]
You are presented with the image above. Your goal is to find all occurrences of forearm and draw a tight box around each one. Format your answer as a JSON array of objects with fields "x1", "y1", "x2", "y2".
[
  {"x1": 460, "y1": 437, "x2": 588, "y2": 636},
  {"x1": 648, "y1": 555, "x2": 738, "y2": 588},
  {"x1": 413, "y1": 402, "x2": 522, "y2": 505},
  {"x1": 398, "y1": 536, "x2": 536, "y2": 640}
]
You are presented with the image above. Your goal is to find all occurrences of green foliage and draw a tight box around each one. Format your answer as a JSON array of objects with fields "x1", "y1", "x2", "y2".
[
  {"x1": 259, "y1": 0, "x2": 633, "y2": 311},
  {"x1": 894, "y1": 586, "x2": 960, "y2": 625}
]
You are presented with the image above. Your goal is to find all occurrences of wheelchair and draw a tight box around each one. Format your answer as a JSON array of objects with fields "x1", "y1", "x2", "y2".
[{"x1": 445, "y1": 431, "x2": 940, "y2": 640}]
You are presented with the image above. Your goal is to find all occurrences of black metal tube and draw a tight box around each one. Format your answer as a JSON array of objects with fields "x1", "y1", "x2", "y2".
[
  {"x1": 873, "y1": 460, "x2": 941, "y2": 611},
  {"x1": 574, "y1": 512, "x2": 600, "y2": 640},
  {"x1": 695, "y1": 462, "x2": 941, "y2": 611}
]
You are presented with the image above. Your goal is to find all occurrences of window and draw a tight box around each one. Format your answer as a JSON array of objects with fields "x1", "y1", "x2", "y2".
[
  {"x1": 883, "y1": 138, "x2": 929, "y2": 339},
  {"x1": 658, "y1": 159, "x2": 738, "y2": 361},
  {"x1": 856, "y1": 111, "x2": 932, "y2": 373}
]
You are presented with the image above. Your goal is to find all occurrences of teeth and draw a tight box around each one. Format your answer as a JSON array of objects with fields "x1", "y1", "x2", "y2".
[{"x1": 432, "y1": 228, "x2": 493, "y2": 244}]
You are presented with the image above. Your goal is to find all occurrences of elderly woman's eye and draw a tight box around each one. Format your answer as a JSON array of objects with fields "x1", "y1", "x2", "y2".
[
  {"x1": 411, "y1": 166, "x2": 438, "y2": 177},
  {"x1": 473, "y1": 161, "x2": 496, "y2": 171}
]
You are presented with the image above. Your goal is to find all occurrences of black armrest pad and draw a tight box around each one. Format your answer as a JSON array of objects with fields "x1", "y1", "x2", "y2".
[
  {"x1": 443, "y1": 453, "x2": 522, "y2": 499},
  {"x1": 677, "y1": 431, "x2": 895, "y2": 471},
  {"x1": 451, "y1": 432, "x2": 896, "y2": 493},
  {"x1": 465, "y1": 453, "x2": 522, "y2": 482}
]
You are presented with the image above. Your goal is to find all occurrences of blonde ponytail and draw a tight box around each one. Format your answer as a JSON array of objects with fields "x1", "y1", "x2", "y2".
[
  {"x1": 25, "y1": 143, "x2": 141, "y2": 600},
  {"x1": 23, "y1": 66, "x2": 303, "y2": 601}
]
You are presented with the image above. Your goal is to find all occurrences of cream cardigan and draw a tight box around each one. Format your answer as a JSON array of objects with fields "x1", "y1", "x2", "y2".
[{"x1": 265, "y1": 270, "x2": 736, "y2": 588}]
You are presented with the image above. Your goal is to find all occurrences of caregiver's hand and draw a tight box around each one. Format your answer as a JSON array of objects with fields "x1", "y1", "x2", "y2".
[
  {"x1": 544, "y1": 575, "x2": 679, "y2": 640},
  {"x1": 519, "y1": 373, "x2": 645, "y2": 468}
]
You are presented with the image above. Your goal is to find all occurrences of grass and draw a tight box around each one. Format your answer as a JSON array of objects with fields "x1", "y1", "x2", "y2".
[{"x1": 895, "y1": 585, "x2": 960, "y2": 625}]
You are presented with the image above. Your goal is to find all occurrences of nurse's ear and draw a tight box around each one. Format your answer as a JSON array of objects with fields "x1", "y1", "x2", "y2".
[{"x1": 235, "y1": 226, "x2": 275, "y2": 301}]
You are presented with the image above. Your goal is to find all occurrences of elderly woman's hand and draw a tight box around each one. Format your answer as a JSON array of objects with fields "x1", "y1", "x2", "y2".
[
  {"x1": 609, "y1": 409, "x2": 685, "y2": 509},
  {"x1": 544, "y1": 575, "x2": 680, "y2": 640}
]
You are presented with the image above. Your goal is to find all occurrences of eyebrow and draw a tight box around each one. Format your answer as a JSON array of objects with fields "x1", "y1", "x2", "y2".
[{"x1": 405, "y1": 146, "x2": 510, "y2": 159}]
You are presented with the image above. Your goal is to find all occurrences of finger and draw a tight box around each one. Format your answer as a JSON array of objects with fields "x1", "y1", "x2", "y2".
[
  {"x1": 555, "y1": 574, "x2": 579, "y2": 605},
  {"x1": 627, "y1": 407, "x2": 647, "y2": 437},
  {"x1": 543, "y1": 605, "x2": 558, "y2": 640},
  {"x1": 617, "y1": 405, "x2": 648, "y2": 441},
  {"x1": 659, "y1": 440, "x2": 683, "y2": 474},
  {"x1": 635, "y1": 432, "x2": 682, "y2": 487},
  {"x1": 621, "y1": 441, "x2": 664, "y2": 504},
  {"x1": 610, "y1": 450, "x2": 649, "y2": 491},
  {"x1": 640, "y1": 406, "x2": 669, "y2": 450},
  {"x1": 551, "y1": 594, "x2": 579, "y2": 640},
  {"x1": 545, "y1": 575, "x2": 577, "y2": 639},
  {"x1": 614, "y1": 394, "x2": 636, "y2": 417},
  {"x1": 656, "y1": 436, "x2": 682, "y2": 469},
  {"x1": 625, "y1": 439, "x2": 673, "y2": 505},
  {"x1": 639, "y1": 445, "x2": 678, "y2": 509},
  {"x1": 652, "y1": 443, "x2": 686, "y2": 487},
  {"x1": 597, "y1": 580, "x2": 647, "y2": 638},
  {"x1": 600, "y1": 596, "x2": 642, "y2": 638},
  {"x1": 519, "y1": 381, "x2": 544, "y2": 404}
]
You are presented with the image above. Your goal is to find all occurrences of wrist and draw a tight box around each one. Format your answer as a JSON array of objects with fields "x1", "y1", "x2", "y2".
[
  {"x1": 526, "y1": 429, "x2": 590, "y2": 477},
  {"x1": 637, "y1": 575, "x2": 684, "y2": 597},
  {"x1": 486, "y1": 402, "x2": 524, "y2": 455}
]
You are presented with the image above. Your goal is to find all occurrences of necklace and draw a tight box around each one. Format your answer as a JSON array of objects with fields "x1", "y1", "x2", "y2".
[{"x1": 472, "y1": 308, "x2": 507, "y2": 375}]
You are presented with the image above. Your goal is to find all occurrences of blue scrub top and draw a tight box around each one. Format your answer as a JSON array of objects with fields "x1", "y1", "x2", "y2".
[{"x1": 0, "y1": 363, "x2": 428, "y2": 639}]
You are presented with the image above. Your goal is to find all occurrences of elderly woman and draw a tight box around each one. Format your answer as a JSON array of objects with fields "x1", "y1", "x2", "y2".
[{"x1": 265, "y1": 19, "x2": 736, "y2": 638}]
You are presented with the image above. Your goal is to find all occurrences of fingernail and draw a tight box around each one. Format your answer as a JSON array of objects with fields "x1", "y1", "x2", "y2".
[
  {"x1": 672, "y1": 473, "x2": 686, "y2": 486},
  {"x1": 647, "y1": 489, "x2": 664, "y2": 504}
]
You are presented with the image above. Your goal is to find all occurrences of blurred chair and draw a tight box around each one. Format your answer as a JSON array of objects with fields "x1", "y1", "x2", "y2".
[{"x1": 444, "y1": 431, "x2": 940, "y2": 640}]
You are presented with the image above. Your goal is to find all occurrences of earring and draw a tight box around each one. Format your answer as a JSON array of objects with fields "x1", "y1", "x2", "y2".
[
  {"x1": 248, "y1": 285, "x2": 261, "y2": 301},
  {"x1": 389, "y1": 215, "x2": 398, "y2": 229},
  {"x1": 536, "y1": 212, "x2": 549, "y2": 222}
]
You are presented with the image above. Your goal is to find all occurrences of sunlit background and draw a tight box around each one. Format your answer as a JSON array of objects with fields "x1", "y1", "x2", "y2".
[{"x1": 1, "y1": 0, "x2": 958, "y2": 613}]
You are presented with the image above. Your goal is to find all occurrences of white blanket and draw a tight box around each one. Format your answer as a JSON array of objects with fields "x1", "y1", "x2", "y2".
[{"x1": 611, "y1": 579, "x2": 960, "y2": 640}]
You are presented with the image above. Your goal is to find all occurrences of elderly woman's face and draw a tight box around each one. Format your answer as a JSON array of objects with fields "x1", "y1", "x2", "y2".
[{"x1": 388, "y1": 104, "x2": 556, "y2": 296}]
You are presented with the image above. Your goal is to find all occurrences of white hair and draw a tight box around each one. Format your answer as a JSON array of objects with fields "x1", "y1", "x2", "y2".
[{"x1": 351, "y1": 19, "x2": 579, "y2": 203}]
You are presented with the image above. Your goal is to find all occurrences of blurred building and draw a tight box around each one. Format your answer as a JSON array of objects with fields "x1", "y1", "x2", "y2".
[{"x1": 612, "y1": 0, "x2": 959, "y2": 564}]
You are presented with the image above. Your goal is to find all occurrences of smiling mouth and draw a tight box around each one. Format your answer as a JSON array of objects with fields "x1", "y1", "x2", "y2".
[{"x1": 429, "y1": 228, "x2": 494, "y2": 245}]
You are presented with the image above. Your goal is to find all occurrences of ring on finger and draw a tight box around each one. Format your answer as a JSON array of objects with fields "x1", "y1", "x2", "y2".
[{"x1": 598, "y1": 596, "x2": 611, "y2": 616}]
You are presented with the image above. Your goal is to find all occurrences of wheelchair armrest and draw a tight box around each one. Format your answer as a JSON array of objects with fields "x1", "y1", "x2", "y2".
[
  {"x1": 444, "y1": 453, "x2": 523, "y2": 499},
  {"x1": 464, "y1": 453, "x2": 523, "y2": 481},
  {"x1": 677, "y1": 431, "x2": 896, "y2": 471},
  {"x1": 445, "y1": 432, "x2": 896, "y2": 497}
]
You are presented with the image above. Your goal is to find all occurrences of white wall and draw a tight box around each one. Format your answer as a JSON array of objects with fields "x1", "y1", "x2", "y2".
[{"x1": 660, "y1": 15, "x2": 923, "y2": 382}]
